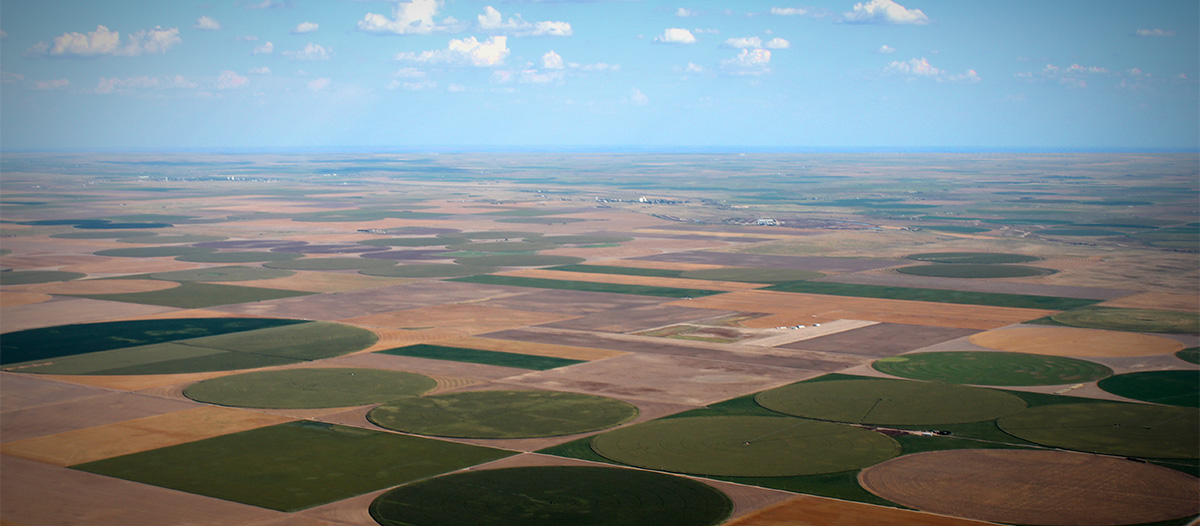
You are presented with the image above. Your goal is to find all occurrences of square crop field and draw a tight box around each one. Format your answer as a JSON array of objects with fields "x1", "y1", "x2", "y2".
[{"x1": 71, "y1": 421, "x2": 514, "y2": 512}]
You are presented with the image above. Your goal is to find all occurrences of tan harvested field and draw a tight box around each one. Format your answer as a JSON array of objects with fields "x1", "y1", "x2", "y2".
[
  {"x1": 340, "y1": 303, "x2": 578, "y2": 333},
  {"x1": 473, "y1": 288, "x2": 666, "y2": 314},
  {"x1": 442, "y1": 336, "x2": 628, "y2": 361},
  {"x1": 1, "y1": 391, "x2": 199, "y2": 443},
  {"x1": 497, "y1": 268, "x2": 768, "y2": 292},
  {"x1": 0, "y1": 373, "x2": 111, "y2": 413},
  {"x1": 969, "y1": 326, "x2": 1184, "y2": 357},
  {"x1": 34, "y1": 369, "x2": 244, "y2": 392},
  {"x1": 59, "y1": 257, "x2": 202, "y2": 275},
  {"x1": 0, "y1": 297, "x2": 177, "y2": 332},
  {"x1": 2, "y1": 406, "x2": 292, "y2": 466},
  {"x1": 213, "y1": 280, "x2": 525, "y2": 320},
  {"x1": 543, "y1": 238, "x2": 731, "y2": 259},
  {"x1": 0, "y1": 290, "x2": 53, "y2": 307},
  {"x1": 858, "y1": 449, "x2": 1200, "y2": 526},
  {"x1": 724, "y1": 494, "x2": 997, "y2": 526},
  {"x1": 0, "y1": 254, "x2": 109, "y2": 269},
  {"x1": 0, "y1": 455, "x2": 284, "y2": 526},
  {"x1": 587, "y1": 259, "x2": 727, "y2": 271},
  {"x1": 672, "y1": 290, "x2": 1056, "y2": 330},
  {"x1": 541, "y1": 304, "x2": 738, "y2": 333},
  {"x1": 24, "y1": 278, "x2": 180, "y2": 295},
  {"x1": 1099, "y1": 291, "x2": 1200, "y2": 312},
  {"x1": 241, "y1": 270, "x2": 409, "y2": 292}
]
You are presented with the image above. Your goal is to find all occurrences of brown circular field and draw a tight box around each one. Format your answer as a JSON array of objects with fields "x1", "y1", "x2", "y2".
[
  {"x1": 859, "y1": 449, "x2": 1200, "y2": 526},
  {"x1": 969, "y1": 326, "x2": 1183, "y2": 357},
  {"x1": 28, "y1": 279, "x2": 181, "y2": 295}
]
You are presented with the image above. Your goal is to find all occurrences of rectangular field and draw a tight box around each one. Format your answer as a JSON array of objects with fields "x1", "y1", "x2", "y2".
[
  {"x1": 378, "y1": 343, "x2": 585, "y2": 370},
  {"x1": 450, "y1": 274, "x2": 726, "y2": 298},
  {"x1": 768, "y1": 280, "x2": 1102, "y2": 310},
  {"x1": 67, "y1": 282, "x2": 315, "y2": 309}
]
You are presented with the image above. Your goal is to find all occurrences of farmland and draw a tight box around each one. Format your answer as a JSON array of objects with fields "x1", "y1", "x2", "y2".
[{"x1": 1, "y1": 152, "x2": 1197, "y2": 526}]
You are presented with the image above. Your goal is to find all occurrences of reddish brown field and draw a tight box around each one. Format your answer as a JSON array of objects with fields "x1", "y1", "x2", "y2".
[{"x1": 724, "y1": 494, "x2": 996, "y2": 526}]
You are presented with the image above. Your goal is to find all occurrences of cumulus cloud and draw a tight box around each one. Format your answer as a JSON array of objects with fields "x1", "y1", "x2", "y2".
[
  {"x1": 654, "y1": 28, "x2": 696, "y2": 44},
  {"x1": 1136, "y1": 28, "x2": 1174, "y2": 37},
  {"x1": 887, "y1": 57, "x2": 979, "y2": 82},
  {"x1": 765, "y1": 38, "x2": 790, "y2": 49},
  {"x1": 478, "y1": 6, "x2": 572, "y2": 37},
  {"x1": 33, "y1": 78, "x2": 69, "y2": 90},
  {"x1": 358, "y1": 0, "x2": 457, "y2": 35},
  {"x1": 723, "y1": 36, "x2": 762, "y2": 48},
  {"x1": 283, "y1": 43, "x2": 332, "y2": 61},
  {"x1": 252, "y1": 41, "x2": 274, "y2": 55},
  {"x1": 630, "y1": 88, "x2": 649, "y2": 105},
  {"x1": 308, "y1": 78, "x2": 330, "y2": 91},
  {"x1": 770, "y1": 7, "x2": 808, "y2": 15},
  {"x1": 2, "y1": 71, "x2": 25, "y2": 84},
  {"x1": 844, "y1": 0, "x2": 928, "y2": 24},
  {"x1": 393, "y1": 67, "x2": 427, "y2": 78},
  {"x1": 676, "y1": 8, "x2": 699, "y2": 17},
  {"x1": 291, "y1": 22, "x2": 319, "y2": 34},
  {"x1": 194, "y1": 16, "x2": 221, "y2": 31},
  {"x1": 27, "y1": 25, "x2": 181, "y2": 57},
  {"x1": 395, "y1": 36, "x2": 509, "y2": 67},
  {"x1": 877, "y1": 44, "x2": 895, "y2": 54},
  {"x1": 722, "y1": 48, "x2": 771, "y2": 71},
  {"x1": 685, "y1": 62, "x2": 705, "y2": 73},
  {"x1": 94, "y1": 75, "x2": 195, "y2": 94},
  {"x1": 1015, "y1": 62, "x2": 1108, "y2": 87},
  {"x1": 217, "y1": 70, "x2": 249, "y2": 89},
  {"x1": 248, "y1": 67, "x2": 272, "y2": 75},
  {"x1": 542, "y1": 50, "x2": 564, "y2": 69}
]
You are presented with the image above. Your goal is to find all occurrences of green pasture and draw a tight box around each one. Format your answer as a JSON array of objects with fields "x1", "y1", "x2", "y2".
[
  {"x1": 67, "y1": 282, "x2": 313, "y2": 308},
  {"x1": 368, "y1": 390, "x2": 638, "y2": 438},
  {"x1": 359, "y1": 237, "x2": 456, "y2": 247},
  {"x1": 369, "y1": 466, "x2": 732, "y2": 526},
  {"x1": 147, "y1": 266, "x2": 294, "y2": 282},
  {"x1": 998, "y1": 402, "x2": 1200, "y2": 458},
  {"x1": 0, "y1": 270, "x2": 86, "y2": 285},
  {"x1": 184, "y1": 321, "x2": 378, "y2": 360},
  {"x1": 454, "y1": 255, "x2": 585, "y2": 267},
  {"x1": 451, "y1": 274, "x2": 724, "y2": 298},
  {"x1": 359, "y1": 263, "x2": 496, "y2": 278},
  {"x1": 73, "y1": 421, "x2": 514, "y2": 512},
  {"x1": 548, "y1": 264, "x2": 683, "y2": 278},
  {"x1": 264, "y1": 257, "x2": 396, "y2": 271},
  {"x1": 872, "y1": 351, "x2": 1113, "y2": 386},
  {"x1": 764, "y1": 280, "x2": 1099, "y2": 310},
  {"x1": 1051, "y1": 307, "x2": 1199, "y2": 334},
  {"x1": 117, "y1": 234, "x2": 227, "y2": 244},
  {"x1": 1, "y1": 317, "x2": 302, "y2": 366},
  {"x1": 905, "y1": 252, "x2": 1041, "y2": 264},
  {"x1": 1098, "y1": 370, "x2": 1199, "y2": 407},
  {"x1": 175, "y1": 251, "x2": 303, "y2": 263},
  {"x1": 755, "y1": 377, "x2": 1027, "y2": 425},
  {"x1": 456, "y1": 240, "x2": 558, "y2": 252},
  {"x1": 590, "y1": 415, "x2": 900, "y2": 477},
  {"x1": 94, "y1": 246, "x2": 215, "y2": 258},
  {"x1": 185, "y1": 368, "x2": 434, "y2": 409},
  {"x1": 548, "y1": 264, "x2": 820, "y2": 284},
  {"x1": 896, "y1": 264, "x2": 1054, "y2": 279},
  {"x1": 10, "y1": 343, "x2": 302, "y2": 375},
  {"x1": 1179, "y1": 348, "x2": 1200, "y2": 364},
  {"x1": 378, "y1": 344, "x2": 583, "y2": 370}
]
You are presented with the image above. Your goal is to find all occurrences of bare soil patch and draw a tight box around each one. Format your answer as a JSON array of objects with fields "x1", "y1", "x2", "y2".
[
  {"x1": 858, "y1": 449, "x2": 1200, "y2": 526},
  {"x1": 1, "y1": 391, "x2": 198, "y2": 443},
  {"x1": 0, "y1": 291, "x2": 53, "y2": 307},
  {"x1": 213, "y1": 280, "x2": 526, "y2": 320},
  {"x1": 27, "y1": 279, "x2": 180, "y2": 295},
  {"x1": 969, "y1": 326, "x2": 1184, "y2": 357},
  {"x1": 1, "y1": 254, "x2": 109, "y2": 269},
  {"x1": 587, "y1": 259, "x2": 726, "y2": 271},
  {"x1": 0, "y1": 297, "x2": 177, "y2": 332},
  {"x1": 327, "y1": 352, "x2": 532, "y2": 381},
  {"x1": 499, "y1": 268, "x2": 766, "y2": 292},
  {"x1": 340, "y1": 304, "x2": 577, "y2": 333},
  {"x1": 0, "y1": 373, "x2": 111, "y2": 413},
  {"x1": 237, "y1": 271, "x2": 407, "y2": 293},
  {"x1": 59, "y1": 257, "x2": 202, "y2": 275},
  {"x1": 783, "y1": 323, "x2": 979, "y2": 357},
  {"x1": 724, "y1": 494, "x2": 997, "y2": 526},
  {"x1": 543, "y1": 238, "x2": 729, "y2": 259},
  {"x1": 1099, "y1": 291, "x2": 1199, "y2": 312},
  {"x1": 541, "y1": 304, "x2": 737, "y2": 333},
  {"x1": 472, "y1": 288, "x2": 666, "y2": 314},
  {"x1": 443, "y1": 336, "x2": 628, "y2": 361}
]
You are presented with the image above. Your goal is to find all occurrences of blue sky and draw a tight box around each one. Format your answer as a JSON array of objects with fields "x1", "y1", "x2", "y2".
[{"x1": 1, "y1": 0, "x2": 1196, "y2": 151}]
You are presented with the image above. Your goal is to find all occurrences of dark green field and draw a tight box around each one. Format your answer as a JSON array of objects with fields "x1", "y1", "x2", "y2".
[
  {"x1": 175, "y1": 251, "x2": 303, "y2": 263},
  {"x1": 896, "y1": 264, "x2": 1054, "y2": 279},
  {"x1": 184, "y1": 368, "x2": 435, "y2": 408},
  {"x1": 1179, "y1": 348, "x2": 1200, "y2": 364},
  {"x1": 451, "y1": 274, "x2": 724, "y2": 298},
  {"x1": 454, "y1": 254, "x2": 585, "y2": 267},
  {"x1": 998, "y1": 402, "x2": 1200, "y2": 458},
  {"x1": 147, "y1": 266, "x2": 294, "y2": 282},
  {"x1": 872, "y1": 351, "x2": 1113, "y2": 386},
  {"x1": 378, "y1": 344, "x2": 584, "y2": 370},
  {"x1": 755, "y1": 377, "x2": 1027, "y2": 425},
  {"x1": 1097, "y1": 370, "x2": 1199, "y2": 407},
  {"x1": 437, "y1": 230, "x2": 542, "y2": 240},
  {"x1": 1051, "y1": 307, "x2": 1200, "y2": 334},
  {"x1": 73, "y1": 421, "x2": 515, "y2": 512},
  {"x1": 65, "y1": 282, "x2": 313, "y2": 308},
  {"x1": 905, "y1": 252, "x2": 1041, "y2": 264},
  {"x1": 369, "y1": 466, "x2": 732, "y2": 526},
  {"x1": 0, "y1": 270, "x2": 86, "y2": 285},
  {"x1": 764, "y1": 280, "x2": 1099, "y2": 310},
  {"x1": 368, "y1": 390, "x2": 638, "y2": 438},
  {"x1": 547, "y1": 264, "x2": 821, "y2": 284}
]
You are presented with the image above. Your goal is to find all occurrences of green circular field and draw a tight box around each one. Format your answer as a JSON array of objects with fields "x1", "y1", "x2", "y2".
[
  {"x1": 147, "y1": 266, "x2": 294, "y2": 282},
  {"x1": 94, "y1": 246, "x2": 215, "y2": 258},
  {"x1": 184, "y1": 368, "x2": 435, "y2": 409},
  {"x1": 872, "y1": 351, "x2": 1113, "y2": 386},
  {"x1": 264, "y1": 257, "x2": 396, "y2": 271},
  {"x1": 906, "y1": 252, "x2": 1041, "y2": 264},
  {"x1": 456, "y1": 255, "x2": 585, "y2": 267},
  {"x1": 0, "y1": 270, "x2": 86, "y2": 285},
  {"x1": 360, "y1": 264, "x2": 498, "y2": 278},
  {"x1": 1178, "y1": 347, "x2": 1200, "y2": 364},
  {"x1": 456, "y1": 241, "x2": 558, "y2": 252},
  {"x1": 369, "y1": 466, "x2": 732, "y2": 526},
  {"x1": 175, "y1": 251, "x2": 303, "y2": 263},
  {"x1": 997, "y1": 402, "x2": 1199, "y2": 458},
  {"x1": 755, "y1": 378, "x2": 1027, "y2": 425},
  {"x1": 1098, "y1": 370, "x2": 1199, "y2": 407},
  {"x1": 368, "y1": 390, "x2": 638, "y2": 439},
  {"x1": 591, "y1": 416, "x2": 899, "y2": 477},
  {"x1": 1051, "y1": 307, "x2": 1200, "y2": 334},
  {"x1": 896, "y1": 264, "x2": 1053, "y2": 279},
  {"x1": 359, "y1": 237, "x2": 457, "y2": 247},
  {"x1": 117, "y1": 235, "x2": 227, "y2": 244},
  {"x1": 679, "y1": 267, "x2": 824, "y2": 284},
  {"x1": 438, "y1": 231, "x2": 542, "y2": 241}
]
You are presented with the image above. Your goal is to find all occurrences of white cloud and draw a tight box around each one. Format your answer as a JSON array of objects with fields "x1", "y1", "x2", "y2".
[
  {"x1": 389, "y1": 79, "x2": 437, "y2": 90},
  {"x1": 676, "y1": 8, "x2": 699, "y2": 17},
  {"x1": 33, "y1": 78, "x2": 69, "y2": 90},
  {"x1": 237, "y1": 35, "x2": 259, "y2": 41},
  {"x1": 94, "y1": 75, "x2": 194, "y2": 94},
  {"x1": 945, "y1": 69, "x2": 980, "y2": 83},
  {"x1": 252, "y1": 41, "x2": 274, "y2": 55},
  {"x1": 1136, "y1": 28, "x2": 1174, "y2": 37},
  {"x1": 542, "y1": 50, "x2": 564, "y2": 69},
  {"x1": 685, "y1": 62, "x2": 705, "y2": 73},
  {"x1": 722, "y1": 48, "x2": 771, "y2": 71},
  {"x1": 770, "y1": 7, "x2": 808, "y2": 15},
  {"x1": 764, "y1": 37, "x2": 790, "y2": 49},
  {"x1": 520, "y1": 69, "x2": 563, "y2": 84},
  {"x1": 393, "y1": 67, "x2": 427, "y2": 78},
  {"x1": 477, "y1": 6, "x2": 571, "y2": 37},
  {"x1": 283, "y1": 43, "x2": 332, "y2": 61},
  {"x1": 2, "y1": 71, "x2": 24, "y2": 84},
  {"x1": 194, "y1": 16, "x2": 221, "y2": 31},
  {"x1": 395, "y1": 36, "x2": 509, "y2": 67},
  {"x1": 877, "y1": 44, "x2": 896, "y2": 54},
  {"x1": 447, "y1": 83, "x2": 466, "y2": 92},
  {"x1": 291, "y1": 22, "x2": 319, "y2": 34},
  {"x1": 358, "y1": 0, "x2": 457, "y2": 35},
  {"x1": 886, "y1": 57, "x2": 940, "y2": 76},
  {"x1": 630, "y1": 88, "x2": 649, "y2": 105},
  {"x1": 576, "y1": 62, "x2": 619, "y2": 72},
  {"x1": 844, "y1": 0, "x2": 928, "y2": 25},
  {"x1": 217, "y1": 70, "x2": 249, "y2": 89},
  {"x1": 308, "y1": 77, "x2": 330, "y2": 91},
  {"x1": 249, "y1": 67, "x2": 272, "y2": 75},
  {"x1": 28, "y1": 25, "x2": 181, "y2": 57},
  {"x1": 723, "y1": 36, "x2": 762, "y2": 49},
  {"x1": 654, "y1": 28, "x2": 696, "y2": 44}
]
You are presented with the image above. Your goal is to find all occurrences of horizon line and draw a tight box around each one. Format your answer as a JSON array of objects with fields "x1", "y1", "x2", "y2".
[{"x1": 3, "y1": 146, "x2": 1199, "y2": 155}]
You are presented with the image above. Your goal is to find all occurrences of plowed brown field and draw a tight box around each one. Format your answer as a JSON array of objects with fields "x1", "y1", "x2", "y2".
[{"x1": 969, "y1": 326, "x2": 1183, "y2": 357}]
